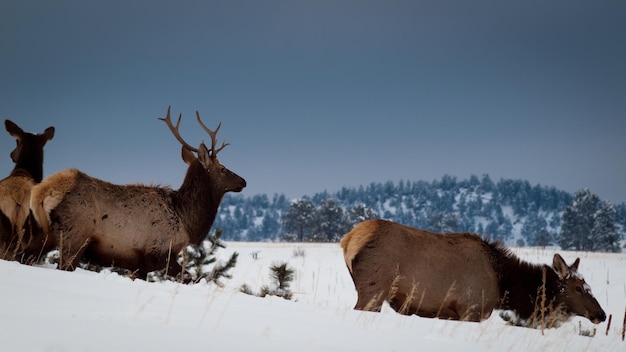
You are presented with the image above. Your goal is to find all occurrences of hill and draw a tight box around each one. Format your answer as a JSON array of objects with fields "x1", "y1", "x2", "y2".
[{"x1": 212, "y1": 174, "x2": 625, "y2": 247}]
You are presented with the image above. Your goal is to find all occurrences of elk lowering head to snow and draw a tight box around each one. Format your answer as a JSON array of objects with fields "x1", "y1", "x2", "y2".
[
  {"x1": 341, "y1": 219, "x2": 606, "y2": 328},
  {"x1": 0, "y1": 120, "x2": 54, "y2": 260},
  {"x1": 30, "y1": 107, "x2": 246, "y2": 278}
]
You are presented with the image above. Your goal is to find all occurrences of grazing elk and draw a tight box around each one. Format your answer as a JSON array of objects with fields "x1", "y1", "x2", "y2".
[
  {"x1": 30, "y1": 107, "x2": 246, "y2": 278},
  {"x1": 0, "y1": 120, "x2": 55, "y2": 260},
  {"x1": 341, "y1": 219, "x2": 606, "y2": 328}
]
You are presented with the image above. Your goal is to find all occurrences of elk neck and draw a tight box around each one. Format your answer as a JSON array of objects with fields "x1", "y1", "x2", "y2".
[
  {"x1": 492, "y1": 247, "x2": 559, "y2": 320},
  {"x1": 174, "y1": 160, "x2": 225, "y2": 244},
  {"x1": 11, "y1": 159, "x2": 42, "y2": 183},
  {"x1": 10, "y1": 138, "x2": 46, "y2": 182}
]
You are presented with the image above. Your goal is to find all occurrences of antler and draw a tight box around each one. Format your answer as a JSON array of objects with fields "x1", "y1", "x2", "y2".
[
  {"x1": 195, "y1": 111, "x2": 229, "y2": 156},
  {"x1": 158, "y1": 106, "x2": 198, "y2": 153}
]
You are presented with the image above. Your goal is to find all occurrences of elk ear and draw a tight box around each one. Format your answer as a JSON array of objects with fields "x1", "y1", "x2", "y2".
[
  {"x1": 181, "y1": 146, "x2": 196, "y2": 165},
  {"x1": 197, "y1": 143, "x2": 213, "y2": 166},
  {"x1": 41, "y1": 126, "x2": 55, "y2": 142},
  {"x1": 5, "y1": 120, "x2": 24, "y2": 138},
  {"x1": 570, "y1": 257, "x2": 580, "y2": 272},
  {"x1": 552, "y1": 253, "x2": 569, "y2": 279}
]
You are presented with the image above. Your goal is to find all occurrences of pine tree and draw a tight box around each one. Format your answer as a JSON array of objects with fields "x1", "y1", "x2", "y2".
[
  {"x1": 558, "y1": 189, "x2": 600, "y2": 251},
  {"x1": 348, "y1": 203, "x2": 378, "y2": 225},
  {"x1": 535, "y1": 228, "x2": 553, "y2": 248},
  {"x1": 282, "y1": 199, "x2": 316, "y2": 241},
  {"x1": 591, "y1": 201, "x2": 621, "y2": 252},
  {"x1": 479, "y1": 174, "x2": 495, "y2": 193},
  {"x1": 521, "y1": 212, "x2": 550, "y2": 246},
  {"x1": 311, "y1": 198, "x2": 351, "y2": 242},
  {"x1": 428, "y1": 213, "x2": 460, "y2": 233}
]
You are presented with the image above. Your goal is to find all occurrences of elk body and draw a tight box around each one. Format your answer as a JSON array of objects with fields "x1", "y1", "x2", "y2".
[
  {"x1": 30, "y1": 107, "x2": 246, "y2": 278},
  {"x1": 0, "y1": 120, "x2": 54, "y2": 260},
  {"x1": 341, "y1": 219, "x2": 606, "y2": 328}
]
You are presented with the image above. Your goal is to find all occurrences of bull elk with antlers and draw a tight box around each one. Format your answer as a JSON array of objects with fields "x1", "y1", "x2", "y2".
[
  {"x1": 0, "y1": 120, "x2": 55, "y2": 260},
  {"x1": 30, "y1": 107, "x2": 246, "y2": 278}
]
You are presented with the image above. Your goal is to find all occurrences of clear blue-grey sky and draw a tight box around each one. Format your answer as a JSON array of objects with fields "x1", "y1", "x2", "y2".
[{"x1": 2, "y1": 1, "x2": 625, "y2": 204}]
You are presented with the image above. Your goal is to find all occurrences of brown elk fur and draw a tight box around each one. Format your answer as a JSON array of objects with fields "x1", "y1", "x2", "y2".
[
  {"x1": 0, "y1": 120, "x2": 54, "y2": 260},
  {"x1": 30, "y1": 107, "x2": 246, "y2": 279},
  {"x1": 341, "y1": 219, "x2": 606, "y2": 327},
  {"x1": 0, "y1": 176, "x2": 34, "y2": 238}
]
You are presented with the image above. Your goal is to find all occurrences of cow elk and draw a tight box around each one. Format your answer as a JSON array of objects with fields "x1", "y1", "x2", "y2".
[
  {"x1": 30, "y1": 107, "x2": 246, "y2": 278},
  {"x1": 0, "y1": 120, "x2": 54, "y2": 260},
  {"x1": 341, "y1": 219, "x2": 606, "y2": 328}
]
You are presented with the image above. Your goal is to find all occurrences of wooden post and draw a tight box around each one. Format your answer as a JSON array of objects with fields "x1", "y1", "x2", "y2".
[{"x1": 605, "y1": 314, "x2": 612, "y2": 336}]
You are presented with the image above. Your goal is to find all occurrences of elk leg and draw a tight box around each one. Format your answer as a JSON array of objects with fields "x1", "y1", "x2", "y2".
[
  {"x1": 166, "y1": 260, "x2": 183, "y2": 278},
  {"x1": 436, "y1": 301, "x2": 484, "y2": 322},
  {"x1": 144, "y1": 260, "x2": 183, "y2": 281},
  {"x1": 350, "y1": 256, "x2": 395, "y2": 312},
  {"x1": 17, "y1": 217, "x2": 49, "y2": 264},
  {"x1": 355, "y1": 292, "x2": 385, "y2": 312},
  {"x1": 436, "y1": 303, "x2": 462, "y2": 321},
  {"x1": 58, "y1": 232, "x2": 90, "y2": 271},
  {"x1": 354, "y1": 280, "x2": 390, "y2": 312},
  {"x1": 456, "y1": 299, "x2": 489, "y2": 322}
]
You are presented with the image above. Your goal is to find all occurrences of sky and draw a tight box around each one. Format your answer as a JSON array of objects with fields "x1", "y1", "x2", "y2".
[{"x1": 1, "y1": 0, "x2": 625, "y2": 204}]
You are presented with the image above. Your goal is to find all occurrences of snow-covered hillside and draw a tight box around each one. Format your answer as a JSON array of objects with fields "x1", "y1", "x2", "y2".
[
  {"x1": 1, "y1": 243, "x2": 624, "y2": 351},
  {"x1": 213, "y1": 177, "x2": 626, "y2": 246}
]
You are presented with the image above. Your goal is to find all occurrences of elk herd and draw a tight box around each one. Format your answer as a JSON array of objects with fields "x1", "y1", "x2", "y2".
[
  {"x1": 1, "y1": 107, "x2": 245, "y2": 279},
  {"x1": 0, "y1": 107, "x2": 607, "y2": 329}
]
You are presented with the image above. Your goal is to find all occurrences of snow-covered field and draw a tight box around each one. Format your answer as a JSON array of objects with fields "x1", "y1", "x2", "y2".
[{"x1": 1, "y1": 242, "x2": 624, "y2": 351}]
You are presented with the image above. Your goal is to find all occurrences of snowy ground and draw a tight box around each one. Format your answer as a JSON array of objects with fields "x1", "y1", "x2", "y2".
[{"x1": 1, "y1": 242, "x2": 624, "y2": 351}]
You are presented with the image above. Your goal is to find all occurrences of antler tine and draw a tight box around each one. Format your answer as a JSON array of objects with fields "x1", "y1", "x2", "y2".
[
  {"x1": 158, "y1": 106, "x2": 198, "y2": 152},
  {"x1": 195, "y1": 111, "x2": 230, "y2": 155}
]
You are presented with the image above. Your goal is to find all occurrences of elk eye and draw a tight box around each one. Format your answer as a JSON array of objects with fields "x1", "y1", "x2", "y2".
[
  {"x1": 221, "y1": 167, "x2": 226, "y2": 173},
  {"x1": 575, "y1": 286, "x2": 583, "y2": 293}
]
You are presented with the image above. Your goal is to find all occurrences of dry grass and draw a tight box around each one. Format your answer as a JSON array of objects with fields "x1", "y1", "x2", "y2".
[
  {"x1": 362, "y1": 291, "x2": 384, "y2": 312},
  {"x1": 1, "y1": 227, "x2": 50, "y2": 265},
  {"x1": 58, "y1": 233, "x2": 91, "y2": 270},
  {"x1": 398, "y1": 280, "x2": 419, "y2": 314},
  {"x1": 366, "y1": 277, "x2": 487, "y2": 322},
  {"x1": 0, "y1": 228, "x2": 25, "y2": 261},
  {"x1": 436, "y1": 280, "x2": 457, "y2": 318}
]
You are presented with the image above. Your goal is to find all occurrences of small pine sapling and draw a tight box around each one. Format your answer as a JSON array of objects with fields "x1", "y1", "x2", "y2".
[
  {"x1": 149, "y1": 228, "x2": 238, "y2": 284},
  {"x1": 185, "y1": 228, "x2": 238, "y2": 285},
  {"x1": 240, "y1": 261, "x2": 295, "y2": 300},
  {"x1": 271, "y1": 261, "x2": 295, "y2": 290}
]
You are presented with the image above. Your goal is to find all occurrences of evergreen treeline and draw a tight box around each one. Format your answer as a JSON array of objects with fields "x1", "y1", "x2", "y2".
[{"x1": 211, "y1": 174, "x2": 625, "y2": 251}]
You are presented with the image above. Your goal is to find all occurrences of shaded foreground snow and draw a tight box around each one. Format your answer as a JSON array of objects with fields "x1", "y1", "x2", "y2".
[{"x1": 1, "y1": 243, "x2": 624, "y2": 351}]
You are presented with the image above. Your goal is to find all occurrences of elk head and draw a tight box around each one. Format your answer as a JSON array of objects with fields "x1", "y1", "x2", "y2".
[
  {"x1": 551, "y1": 254, "x2": 606, "y2": 324},
  {"x1": 5, "y1": 119, "x2": 55, "y2": 182},
  {"x1": 159, "y1": 106, "x2": 246, "y2": 193}
]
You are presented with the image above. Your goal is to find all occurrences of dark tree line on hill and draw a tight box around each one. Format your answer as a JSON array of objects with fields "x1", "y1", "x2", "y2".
[{"x1": 211, "y1": 174, "x2": 625, "y2": 252}]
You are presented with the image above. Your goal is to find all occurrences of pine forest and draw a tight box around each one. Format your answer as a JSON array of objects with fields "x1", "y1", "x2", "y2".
[{"x1": 212, "y1": 174, "x2": 625, "y2": 252}]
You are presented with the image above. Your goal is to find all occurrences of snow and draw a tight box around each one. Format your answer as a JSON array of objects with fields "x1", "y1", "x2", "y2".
[{"x1": 1, "y1": 243, "x2": 624, "y2": 351}]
